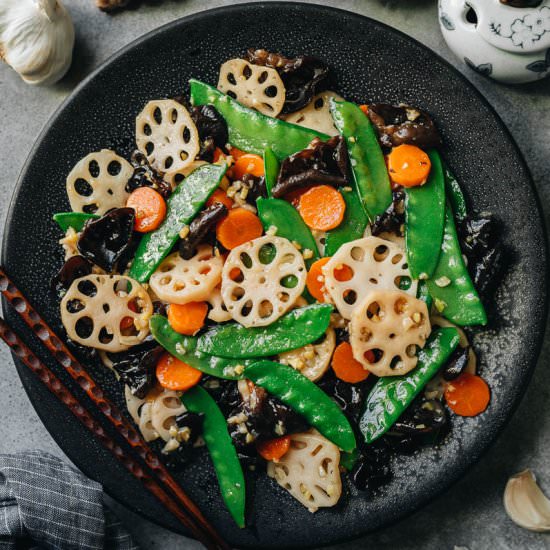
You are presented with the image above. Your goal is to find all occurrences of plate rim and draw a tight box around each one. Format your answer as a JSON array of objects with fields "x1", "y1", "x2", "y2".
[{"x1": 2, "y1": 2, "x2": 548, "y2": 546}]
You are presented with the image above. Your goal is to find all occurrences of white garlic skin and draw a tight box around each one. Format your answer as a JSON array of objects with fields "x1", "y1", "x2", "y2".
[
  {"x1": 0, "y1": 0, "x2": 75, "y2": 85},
  {"x1": 504, "y1": 469, "x2": 550, "y2": 532}
]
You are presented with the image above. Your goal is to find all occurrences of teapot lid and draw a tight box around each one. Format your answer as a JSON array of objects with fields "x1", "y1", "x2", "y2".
[{"x1": 468, "y1": 0, "x2": 550, "y2": 53}]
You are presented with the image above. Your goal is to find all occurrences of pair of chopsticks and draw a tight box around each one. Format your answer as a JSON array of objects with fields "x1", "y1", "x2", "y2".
[{"x1": 0, "y1": 267, "x2": 230, "y2": 550}]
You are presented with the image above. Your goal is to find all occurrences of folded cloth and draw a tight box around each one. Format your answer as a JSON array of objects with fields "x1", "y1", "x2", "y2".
[{"x1": 0, "y1": 451, "x2": 138, "y2": 550}]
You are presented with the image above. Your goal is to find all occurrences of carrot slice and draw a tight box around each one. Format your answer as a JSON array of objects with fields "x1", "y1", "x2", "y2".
[
  {"x1": 257, "y1": 436, "x2": 291, "y2": 461},
  {"x1": 231, "y1": 153, "x2": 265, "y2": 180},
  {"x1": 126, "y1": 187, "x2": 167, "y2": 232},
  {"x1": 386, "y1": 144, "x2": 431, "y2": 188},
  {"x1": 306, "y1": 257, "x2": 331, "y2": 302},
  {"x1": 332, "y1": 342, "x2": 370, "y2": 383},
  {"x1": 359, "y1": 104, "x2": 369, "y2": 115},
  {"x1": 216, "y1": 208, "x2": 263, "y2": 250},
  {"x1": 213, "y1": 147, "x2": 226, "y2": 163},
  {"x1": 228, "y1": 146, "x2": 248, "y2": 160},
  {"x1": 167, "y1": 302, "x2": 208, "y2": 336},
  {"x1": 206, "y1": 188, "x2": 234, "y2": 210},
  {"x1": 444, "y1": 372, "x2": 490, "y2": 417},
  {"x1": 156, "y1": 352, "x2": 203, "y2": 391},
  {"x1": 298, "y1": 185, "x2": 346, "y2": 231}
]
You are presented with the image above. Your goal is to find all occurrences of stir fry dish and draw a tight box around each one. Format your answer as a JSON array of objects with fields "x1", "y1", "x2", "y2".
[{"x1": 51, "y1": 49, "x2": 501, "y2": 526}]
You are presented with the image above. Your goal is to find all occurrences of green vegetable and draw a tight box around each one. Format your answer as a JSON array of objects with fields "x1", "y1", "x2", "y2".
[
  {"x1": 53, "y1": 212, "x2": 99, "y2": 232},
  {"x1": 443, "y1": 162, "x2": 468, "y2": 223},
  {"x1": 181, "y1": 386, "x2": 246, "y2": 528},
  {"x1": 150, "y1": 315, "x2": 250, "y2": 379},
  {"x1": 263, "y1": 148, "x2": 280, "y2": 197},
  {"x1": 340, "y1": 449, "x2": 360, "y2": 471},
  {"x1": 257, "y1": 197, "x2": 319, "y2": 267},
  {"x1": 324, "y1": 187, "x2": 369, "y2": 256},
  {"x1": 128, "y1": 163, "x2": 226, "y2": 283},
  {"x1": 190, "y1": 80, "x2": 328, "y2": 160},
  {"x1": 427, "y1": 206, "x2": 487, "y2": 326},
  {"x1": 359, "y1": 328, "x2": 460, "y2": 443},
  {"x1": 404, "y1": 149, "x2": 446, "y2": 280},
  {"x1": 417, "y1": 280, "x2": 433, "y2": 312},
  {"x1": 330, "y1": 100, "x2": 392, "y2": 220},
  {"x1": 197, "y1": 304, "x2": 332, "y2": 358},
  {"x1": 245, "y1": 360, "x2": 356, "y2": 452}
]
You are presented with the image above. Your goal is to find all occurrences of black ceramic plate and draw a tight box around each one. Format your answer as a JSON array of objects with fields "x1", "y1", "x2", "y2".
[{"x1": 3, "y1": 3, "x2": 547, "y2": 548}]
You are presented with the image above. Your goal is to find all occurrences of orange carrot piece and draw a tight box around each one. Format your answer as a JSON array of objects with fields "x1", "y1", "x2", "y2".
[
  {"x1": 386, "y1": 144, "x2": 431, "y2": 188},
  {"x1": 284, "y1": 185, "x2": 314, "y2": 208},
  {"x1": 126, "y1": 187, "x2": 167, "y2": 232},
  {"x1": 298, "y1": 185, "x2": 346, "y2": 231},
  {"x1": 257, "y1": 436, "x2": 291, "y2": 461},
  {"x1": 206, "y1": 188, "x2": 234, "y2": 210},
  {"x1": 444, "y1": 372, "x2": 490, "y2": 417},
  {"x1": 231, "y1": 153, "x2": 265, "y2": 180},
  {"x1": 167, "y1": 302, "x2": 208, "y2": 336},
  {"x1": 228, "y1": 146, "x2": 248, "y2": 160},
  {"x1": 359, "y1": 104, "x2": 369, "y2": 115},
  {"x1": 306, "y1": 257, "x2": 331, "y2": 302},
  {"x1": 156, "y1": 353, "x2": 203, "y2": 391},
  {"x1": 332, "y1": 342, "x2": 370, "y2": 383},
  {"x1": 213, "y1": 147, "x2": 226, "y2": 163},
  {"x1": 216, "y1": 208, "x2": 263, "y2": 250}
]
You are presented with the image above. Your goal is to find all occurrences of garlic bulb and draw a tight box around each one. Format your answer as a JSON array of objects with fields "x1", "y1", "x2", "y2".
[
  {"x1": 504, "y1": 469, "x2": 550, "y2": 532},
  {"x1": 0, "y1": 0, "x2": 74, "y2": 85}
]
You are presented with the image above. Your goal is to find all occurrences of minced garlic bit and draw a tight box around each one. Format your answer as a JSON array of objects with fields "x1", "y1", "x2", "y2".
[
  {"x1": 59, "y1": 227, "x2": 79, "y2": 260},
  {"x1": 302, "y1": 248, "x2": 314, "y2": 260},
  {"x1": 435, "y1": 298, "x2": 447, "y2": 312},
  {"x1": 412, "y1": 312, "x2": 422, "y2": 324},
  {"x1": 435, "y1": 276, "x2": 451, "y2": 287},
  {"x1": 234, "y1": 364, "x2": 245, "y2": 375},
  {"x1": 162, "y1": 438, "x2": 180, "y2": 453},
  {"x1": 266, "y1": 225, "x2": 278, "y2": 236},
  {"x1": 342, "y1": 186, "x2": 353, "y2": 192},
  {"x1": 348, "y1": 136, "x2": 356, "y2": 143},
  {"x1": 179, "y1": 224, "x2": 190, "y2": 239},
  {"x1": 292, "y1": 240, "x2": 302, "y2": 250},
  {"x1": 418, "y1": 272, "x2": 429, "y2": 280}
]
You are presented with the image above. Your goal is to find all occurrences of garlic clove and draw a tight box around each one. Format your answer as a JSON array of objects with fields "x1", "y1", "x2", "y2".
[
  {"x1": 0, "y1": 0, "x2": 75, "y2": 85},
  {"x1": 504, "y1": 469, "x2": 550, "y2": 532}
]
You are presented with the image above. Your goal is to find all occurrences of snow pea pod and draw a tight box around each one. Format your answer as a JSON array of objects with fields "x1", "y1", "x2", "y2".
[
  {"x1": 149, "y1": 315, "x2": 249, "y2": 379},
  {"x1": 256, "y1": 197, "x2": 319, "y2": 267},
  {"x1": 53, "y1": 212, "x2": 99, "y2": 232},
  {"x1": 443, "y1": 162, "x2": 468, "y2": 223},
  {"x1": 128, "y1": 163, "x2": 226, "y2": 283},
  {"x1": 417, "y1": 280, "x2": 433, "y2": 312},
  {"x1": 197, "y1": 304, "x2": 332, "y2": 358},
  {"x1": 324, "y1": 188, "x2": 369, "y2": 256},
  {"x1": 181, "y1": 386, "x2": 246, "y2": 528},
  {"x1": 263, "y1": 147, "x2": 280, "y2": 197},
  {"x1": 359, "y1": 327, "x2": 460, "y2": 443},
  {"x1": 330, "y1": 100, "x2": 392, "y2": 220},
  {"x1": 427, "y1": 206, "x2": 487, "y2": 326},
  {"x1": 190, "y1": 80, "x2": 328, "y2": 160},
  {"x1": 404, "y1": 149, "x2": 446, "y2": 280},
  {"x1": 245, "y1": 360, "x2": 356, "y2": 452}
]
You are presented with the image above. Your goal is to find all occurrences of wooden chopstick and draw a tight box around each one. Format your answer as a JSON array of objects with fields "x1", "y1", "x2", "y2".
[{"x1": 0, "y1": 268, "x2": 230, "y2": 550}]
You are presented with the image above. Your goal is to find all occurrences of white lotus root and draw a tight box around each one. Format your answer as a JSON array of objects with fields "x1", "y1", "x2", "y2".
[
  {"x1": 60, "y1": 275, "x2": 153, "y2": 352},
  {"x1": 149, "y1": 246, "x2": 223, "y2": 305},
  {"x1": 221, "y1": 236, "x2": 306, "y2": 327},
  {"x1": 349, "y1": 289, "x2": 430, "y2": 377},
  {"x1": 124, "y1": 386, "x2": 157, "y2": 442},
  {"x1": 136, "y1": 99, "x2": 200, "y2": 175},
  {"x1": 207, "y1": 286, "x2": 232, "y2": 323},
  {"x1": 279, "y1": 328, "x2": 336, "y2": 382},
  {"x1": 323, "y1": 236, "x2": 417, "y2": 320},
  {"x1": 151, "y1": 389, "x2": 186, "y2": 442},
  {"x1": 66, "y1": 149, "x2": 132, "y2": 215},
  {"x1": 283, "y1": 91, "x2": 343, "y2": 135},
  {"x1": 218, "y1": 58, "x2": 286, "y2": 117},
  {"x1": 267, "y1": 431, "x2": 342, "y2": 512}
]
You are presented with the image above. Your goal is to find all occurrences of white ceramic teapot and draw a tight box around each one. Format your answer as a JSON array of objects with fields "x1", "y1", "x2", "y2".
[{"x1": 439, "y1": 0, "x2": 550, "y2": 83}]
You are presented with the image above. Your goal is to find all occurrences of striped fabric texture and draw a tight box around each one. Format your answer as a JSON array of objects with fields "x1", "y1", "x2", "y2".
[{"x1": 0, "y1": 451, "x2": 137, "y2": 550}]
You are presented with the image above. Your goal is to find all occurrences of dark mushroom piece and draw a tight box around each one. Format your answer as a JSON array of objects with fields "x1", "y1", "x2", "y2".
[
  {"x1": 50, "y1": 255, "x2": 93, "y2": 298},
  {"x1": 110, "y1": 343, "x2": 164, "y2": 399},
  {"x1": 127, "y1": 150, "x2": 172, "y2": 199},
  {"x1": 271, "y1": 136, "x2": 349, "y2": 198},
  {"x1": 458, "y1": 214, "x2": 502, "y2": 296},
  {"x1": 178, "y1": 203, "x2": 228, "y2": 260},
  {"x1": 240, "y1": 173, "x2": 267, "y2": 205},
  {"x1": 350, "y1": 439, "x2": 393, "y2": 492},
  {"x1": 77, "y1": 207, "x2": 136, "y2": 272},
  {"x1": 370, "y1": 190, "x2": 405, "y2": 238},
  {"x1": 246, "y1": 49, "x2": 331, "y2": 114},
  {"x1": 367, "y1": 103, "x2": 442, "y2": 150},
  {"x1": 441, "y1": 346, "x2": 470, "y2": 381},
  {"x1": 189, "y1": 104, "x2": 229, "y2": 162}
]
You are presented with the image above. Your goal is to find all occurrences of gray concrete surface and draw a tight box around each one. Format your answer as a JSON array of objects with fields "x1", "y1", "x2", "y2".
[{"x1": 0, "y1": 1, "x2": 549, "y2": 548}]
